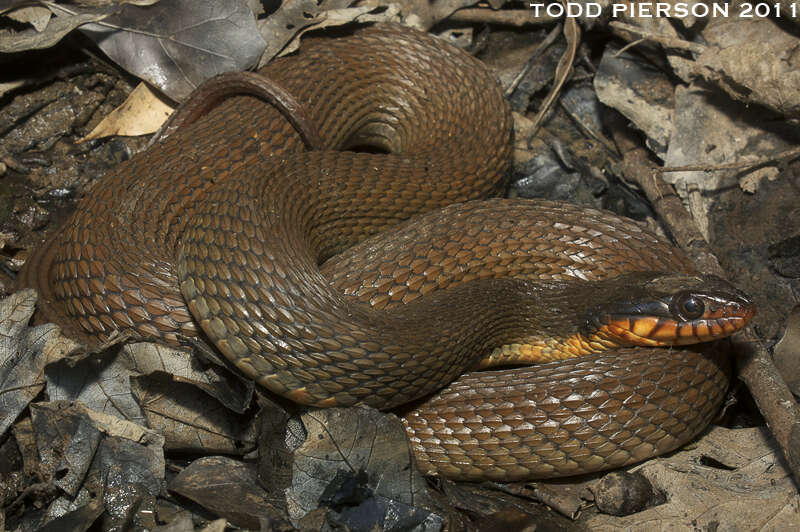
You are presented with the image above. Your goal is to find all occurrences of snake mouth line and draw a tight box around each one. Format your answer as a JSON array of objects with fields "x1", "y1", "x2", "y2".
[
  {"x1": 597, "y1": 310, "x2": 755, "y2": 346},
  {"x1": 583, "y1": 273, "x2": 756, "y2": 349}
]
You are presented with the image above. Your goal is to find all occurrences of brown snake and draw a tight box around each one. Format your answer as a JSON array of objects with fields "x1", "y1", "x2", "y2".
[{"x1": 18, "y1": 25, "x2": 755, "y2": 481}]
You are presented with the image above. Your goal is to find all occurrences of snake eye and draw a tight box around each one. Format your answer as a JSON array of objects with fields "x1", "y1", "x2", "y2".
[{"x1": 676, "y1": 294, "x2": 705, "y2": 320}]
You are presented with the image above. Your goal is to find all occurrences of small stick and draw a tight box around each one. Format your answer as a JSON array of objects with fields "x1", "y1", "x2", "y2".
[
  {"x1": 528, "y1": 18, "x2": 581, "y2": 140},
  {"x1": 505, "y1": 23, "x2": 562, "y2": 97},
  {"x1": 449, "y1": 8, "x2": 558, "y2": 27},
  {"x1": 610, "y1": 115, "x2": 800, "y2": 483},
  {"x1": 657, "y1": 146, "x2": 800, "y2": 173},
  {"x1": 609, "y1": 21, "x2": 707, "y2": 54}
]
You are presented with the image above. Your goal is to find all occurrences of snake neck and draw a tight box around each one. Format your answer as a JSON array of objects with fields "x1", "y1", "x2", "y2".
[
  {"x1": 479, "y1": 335, "x2": 615, "y2": 367},
  {"x1": 475, "y1": 271, "x2": 753, "y2": 369},
  {"x1": 470, "y1": 277, "x2": 625, "y2": 367}
]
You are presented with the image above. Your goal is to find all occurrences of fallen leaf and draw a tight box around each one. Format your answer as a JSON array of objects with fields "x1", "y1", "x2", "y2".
[
  {"x1": 582, "y1": 426, "x2": 800, "y2": 530},
  {"x1": 29, "y1": 400, "x2": 164, "y2": 524},
  {"x1": 81, "y1": 82, "x2": 174, "y2": 141},
  {"x1": 131, "y1": 372, "x2": 257, "y2": 454},
  {"x1": 694, "y1": 12, "x2": 800, "y2": 117},
  {"x1": 261, "y1": 407, "x2": 444, "y2": 530},
  {"x1": 169, "y1": 456, "x2": 293, "y2": 530},
  {"x1": 595, "y1": 46, "x2": 673, "y2": 159},
  {"x1": 774, "y1": 305, "x2": 800, "y2": 397},
  {"x1": 0, "y1": 11, "x2": 107, "y2": 52},
  {"x1": 46, "y1": 341, "x2": 253, "y2": 429},
  {"x1": 5, "y1": 5, "x2": 52, "y2": 31},
  {"x1": 662, "y1": 84, "x2": 793, "y2": 238},
  {"x1": 0, "y1": 290, "x2": 73, "y2": 436},
  {"x1": 256, "y1": 0, "x2": 352, "y2": 67},
  {"x1": 277, "y1": 3, "x2": 402, "y2": 58},
  {"x1": 70, "y1": 0, "x2": 266, "y2": 101}
]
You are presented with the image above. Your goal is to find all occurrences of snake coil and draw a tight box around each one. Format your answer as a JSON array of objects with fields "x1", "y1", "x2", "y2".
[{"x1": 19, "y1": 25, "x2": 753, "y2": 481}]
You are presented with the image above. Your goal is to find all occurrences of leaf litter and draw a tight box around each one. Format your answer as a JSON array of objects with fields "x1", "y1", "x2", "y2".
[{"x1": 1, "y1": 1, "x2": 799, "y2": 530}]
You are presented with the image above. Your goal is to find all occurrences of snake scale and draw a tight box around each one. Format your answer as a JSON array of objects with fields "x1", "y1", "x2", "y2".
[{"x1": 19, "y1": 24, "x2": 754, "y2": 481}]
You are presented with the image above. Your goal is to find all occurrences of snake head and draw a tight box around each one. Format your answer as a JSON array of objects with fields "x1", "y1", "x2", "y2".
[{"x1": 584, "y1": 272, "x2": 756, "y2": 347}]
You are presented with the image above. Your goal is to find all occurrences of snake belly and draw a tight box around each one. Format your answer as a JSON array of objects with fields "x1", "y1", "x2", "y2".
[{"x1": 18, "y1": 24, "x2": 730, "y2": 481}]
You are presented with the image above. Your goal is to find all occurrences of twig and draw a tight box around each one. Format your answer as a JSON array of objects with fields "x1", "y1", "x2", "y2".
[
  {"x1": 609, "y1": 114, "x2": 800, "y2": 484},
  {"x1": 505, "y1": 23, "x2": 562, "y2": 97},
  {"x1": 528, "y1": 16, "x2": 580, "y2": 140},
  {"x1": 485, "y1": 482, "x2": 582, "y2": 519},
  {"x1": 609, "y1": 21, "x2": 707, "y2": 54},
  {"x1": 615, "y1": 38, "x2": 646, "y2": 57},
  {"x1": 1, "y1": 154, "x2": 29, "y2": 174},
  {"x1": 657, "y1": 146, "x2": 800, "y2": 173},
  {"x1": 449, "y1": 7, "x2": 558, "y2": 27}
]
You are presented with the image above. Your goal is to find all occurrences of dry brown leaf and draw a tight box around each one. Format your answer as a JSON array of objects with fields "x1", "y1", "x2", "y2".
[
  {"x1": 774, "y1": 305, "x2": 800, "y2": 397},
  {"x1": 662, "y1": 84, "x2": 792, "y2": 238},
  {"x1": 29, "y1": 400, "x2": 165, "y2": 521},
  {"x1": 695, "y1": 14, "x2": 800, "y2": 117},
  {"x1": 0, "y1": 10, "x2": 107, "y2": 52},
  {"x1": 594, "y1": 46, "x2": 673, "y2": 158},
  {"x1": 46, "y1": 341, "x2": 252, "y2": 429},
  {"x1": 280, "y1": 408, "x2": 442, "y2": 529},
  {"x1": 278, "y1": 4, "x2": 402, "y2": 57},
  {"x1": 256, "y1": 0, "x2": 352, "y2": 69},
  {"x1": 81, "y1": 82, "x2": 174, "y2": 140},
  {"x1": 5, "y1": 6, "x2": 52, "y2": 31},
  {"x1": 584, "y1": 426, "x2": 800, "y2": 530},
  {"x1": 169, "y1": 457, "x2": 290, "y2": 529},
  {"x1": 132, "y1": 372, "x2": 256, "y2": 454},
  {"x1": 0, "y1": 290, "x2": 75, "y2": 436}
]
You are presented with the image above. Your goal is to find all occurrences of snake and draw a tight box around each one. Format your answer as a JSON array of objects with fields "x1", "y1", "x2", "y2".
[{"x1": 17, "y1": 24, "x2": 755, "y2": 481}]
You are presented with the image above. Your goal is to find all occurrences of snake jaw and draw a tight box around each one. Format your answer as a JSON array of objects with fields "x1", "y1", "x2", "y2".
[{"x1": 586, "y1": 276, "x2": 756, "y2": 347}]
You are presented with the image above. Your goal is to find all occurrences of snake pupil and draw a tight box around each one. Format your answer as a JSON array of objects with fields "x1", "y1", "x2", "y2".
[{"x1": 679, "y1": 295, "x2": 705, "y2": 320}]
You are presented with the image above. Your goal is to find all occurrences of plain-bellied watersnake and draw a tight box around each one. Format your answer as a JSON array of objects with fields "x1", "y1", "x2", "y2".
[{"x1": 17, "y1": 24, "x2": 754, "y2": 481}]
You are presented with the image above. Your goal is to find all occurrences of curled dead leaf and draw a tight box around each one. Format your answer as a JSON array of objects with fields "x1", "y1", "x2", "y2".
[{"x1": 81, "y1": 82, "x2": 174, "y2": 141}]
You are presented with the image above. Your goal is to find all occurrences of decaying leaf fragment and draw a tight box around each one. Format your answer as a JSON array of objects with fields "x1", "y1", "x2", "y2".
[
  {"x1": 662, "y1": 85, "x2": 786, "y2": 237},
  {"x1": 74, "y1": 0, "x2": 266, "y2": 101},
  {"x1": 694, "y1": 14, "x2": 800, "y2": 117},
  {"x1": 0, "y1": 290, "x2": 76, "y2": 437},
  {"x1": 132, "y1": 372, "x2": 257, "y2": 454},
  {"x1": 0, "y1": 10, "x2": 107, "y2": 52},
  {"x1": 169, "y1": 456, "x2": 293, "y2": 530},
  {"x1": 23, "y1": 401, "x2": 165, "y2": 529},
  {"x1": 595, "y1": 46, "x2": 673, "y2": 158},
  {"x1": 256, "y1": 0, "x2": 402, "y2": 67},
  {"x1": 584, "y1": 426, "x2": 800, "y2": 530},
  {"x1": 259, "y1": 406, "x2": 444, "y2": 530},
  {"x1": 774, "y1": 305, "x2": 800, "y2": 397},
  {"x1": 45, "y1": 340, "x2": 254, "y2": 451}
]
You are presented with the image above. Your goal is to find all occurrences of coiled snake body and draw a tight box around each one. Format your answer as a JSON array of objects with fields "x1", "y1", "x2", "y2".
[{"x1": 20, "y1": 25, "x2": 754, "y2": 481}]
